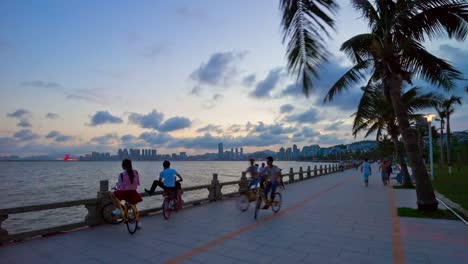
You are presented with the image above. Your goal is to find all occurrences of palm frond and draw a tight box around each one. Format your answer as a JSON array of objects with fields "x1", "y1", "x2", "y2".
[
  {"x1": 400, "y1": 39, "x2": 463, "y2": 89},
  {"x1": 397, "y1": 0, "x2": 468, "y2": 41},
  {"x1": 324, "y1": 59, "x2": 371, "y2": 102},
  {"x1": 280, "y1": 0, "x2": 338, "y2": 96},
  {"x1": 340, "y1": 33, "x2": 378, "y2": 63},
  {"x1": 351, "y1": 0, "x2": 380, "y2": 29}
]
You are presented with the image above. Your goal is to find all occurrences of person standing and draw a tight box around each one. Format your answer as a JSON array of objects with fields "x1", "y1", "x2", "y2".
[{"x1": 361, "y1": 158, "x2": 372, "y2": 187}]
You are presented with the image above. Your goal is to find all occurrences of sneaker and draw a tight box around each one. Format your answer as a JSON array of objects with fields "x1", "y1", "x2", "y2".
[
  {"x1": 144, "y1": 189, "x2": 153, "y2": 196},
  {"x1": 112, "y1": 208, "x2": 121, "y2": 216}
]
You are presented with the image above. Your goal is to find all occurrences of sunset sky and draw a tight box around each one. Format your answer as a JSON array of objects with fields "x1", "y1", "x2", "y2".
[{"x1": 1, "y1": 0, "x2": 467, "y2": 157}]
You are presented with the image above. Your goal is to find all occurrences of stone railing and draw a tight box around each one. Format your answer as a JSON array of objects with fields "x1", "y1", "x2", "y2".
[{"x1": 0, "y1": 163, "x2": 350, "y2": 244}]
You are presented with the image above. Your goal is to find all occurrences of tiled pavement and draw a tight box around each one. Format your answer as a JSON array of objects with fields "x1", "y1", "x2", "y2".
[{"x1": 1, "y1": 165, "x2": 467, "y2": 264}]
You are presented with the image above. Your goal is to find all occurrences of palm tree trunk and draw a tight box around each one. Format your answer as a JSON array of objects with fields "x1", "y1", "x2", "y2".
[
  {"x1": 387, "y1": 77, "x2": 438, "y2": 211},
  {"x1": 440, "y1": 119, "x2": 444, "y2": 166},
  {"x1": 391, "y1": 132, "x2": 412, "y2": 186},
  {"x1": 446, "y1": 113, "x2": 452, "y2": 174}
]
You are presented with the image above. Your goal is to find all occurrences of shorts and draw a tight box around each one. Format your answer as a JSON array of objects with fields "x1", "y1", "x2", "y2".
[
  {"x1": 362, "y1": 172, "x2": 369, "y2": 180},
  {"x1": 114, "y1": 190, "x2": 143, "y2": 204}
]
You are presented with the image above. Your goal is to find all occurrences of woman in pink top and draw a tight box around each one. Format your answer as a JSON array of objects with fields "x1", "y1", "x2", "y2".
[{"x1": 111, "y1": 159, "x2": 143, "y2": 211}]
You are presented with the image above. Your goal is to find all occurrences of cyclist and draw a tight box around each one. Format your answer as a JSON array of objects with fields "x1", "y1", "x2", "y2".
[
  {"x1": 111, "y1": 159, "x2": 143, "y2": 215},
  {"x1": 245, "y1": 159, "x2": 260, "y2": 189},
  {"x1": 145, "y1": 160, "x2": 183, "y2": 196},
  {"x1": 260, "y1": 156, "x2": 282, "y2": 209}
]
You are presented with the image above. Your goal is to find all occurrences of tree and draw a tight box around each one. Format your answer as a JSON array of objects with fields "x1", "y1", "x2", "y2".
[
  {"x1": 352, "y1": 86, "x2": 438, "y2": 186},
  {"x1": 434, "y1": 104, "x2": 446, "y2": 166},
  {"x1": 442, "y1": 95, "x2": 462, "y2": 173},
  {"x1": 320, "y1": 0, "x2": 467, "y2": 210}
]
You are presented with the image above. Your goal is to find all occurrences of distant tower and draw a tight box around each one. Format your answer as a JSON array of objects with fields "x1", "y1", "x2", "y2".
[
  {"x1": 231, "y1": 148, "x2": 234, "y2": 160},
  {"x1": 218, "y1": 143, "x2": 223, "y2": 160},
  {"x1": 240, "y1": 147, "x2": 243, "y2": 159}
]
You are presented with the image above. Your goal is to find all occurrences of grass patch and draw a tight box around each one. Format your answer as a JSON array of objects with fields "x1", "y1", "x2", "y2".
[
  {"x1": 397, "y1": 207, "x2": 460, "y2": 220},
  {"x1": 393, "y1": 185, "x2": 415, "y2": 189},
  {"x1": 432, "y1": 164, "x2": 468, "y2": 211}
]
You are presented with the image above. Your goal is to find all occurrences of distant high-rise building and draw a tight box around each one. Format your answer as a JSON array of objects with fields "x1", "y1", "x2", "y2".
[
  {"x1": 293, "y1": 144, "x2": 299, "y2": 160},
  {"x1": 286, "y1": 147, "x2": 292, "y2": 161},
  {"x1": 218, "y1": 143, "x2": 223, "y2": 160},
  {"x1": 235, "y1": 148, "x2": 238, "y2": 160},
  {"x1": 240, "y1": 147, "x2": 243, "y2": 159},
  {"x1": 279, "y1": 147, "x2": 285, "y2": 160},
  {"x1": 230, "y1": 148, "x2": 234, "y2": 160},
  {"x1": 118, "y1": 149, "x2": 123, "y2": 160}
]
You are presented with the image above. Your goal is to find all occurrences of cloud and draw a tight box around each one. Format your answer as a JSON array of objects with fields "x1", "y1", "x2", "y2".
[
  {"x1": 250, "y1": 68, "x2": 284, "y2": 98},
  {"x1": 90, "y1": 133, "x2": 119, "y2": 145},
  {"x1": 7, "y1": 109, "x2": 30, "y2": 119},
  {"x1": 13, "y1": 129, "x2": 39, "y2": 141},
  {"x1": 66, "y1": 94, "x2": 103, "y2": 105},
  {"x1": 190, "y1": 51, "x2": 246, "y2": 87},
  {"x1": 158, "y1": 117, "x2": 192, "y2": 132},
  {"x1": 17, "y1": 120, "x2": 32, "y2": 128},
  {"x1": 325, "y1": 121, "x2": 345, "y2": 131},
  {"x1": 120, "y1": 134, "x2": 145, "y2": 148},
  {"x1": 139, "y1": 132, "x2": 173, "y2": 145},
  {"x1": 190, "y1": 86, "x2": 202, "y2": 96},
  {"x1": 46, "y1": 130, "x2": 74, "y2": 142},
  {"x1": 55, "y1": 135, "x2": 74, "y2": 142},
  {"x1": 46, "y1": 131, "x2": 61, "y2": 138},
  {"x1": 285, "y1": 108, "x2": 321, "y2": 123},
  {"x1": 278, "y1": 60, "x2": 364, "y2": 111},
  {"x1": 196, "y1": 124, "x2": 223, "y2": 134},
  {"x1": 227, "y1": 124, "x2": 242, "y2": 133},
  {"x1": 45, "y1": 112, "x2": 60, "y2": 119},
  {"x1": 213, "y1": 94, "x2": 223, "y2": 101},
  {"x1": 302, "y1": 127, "x2": 321, "y2": 137},
  {"x1": 253, "y1": 122, "x2": 296, "y2": 135},
  {"x1": 318, "y1": 134, "x2": 343, "y2": 145},
  {"x1": 88, "y1": 111, "x2": 123, "y2": 126},
  {"x1": 280, "y1": 104, "x2": 294, "y2": 113},
  {"x1": 21, "y1": 81, "x2": 62, "y2": 89},
  {"x1": 242, "y1": 74, "x2": 256, "y2": 87},
  {"x1": 128, "y1": 110, "x2": 164, "y2": 130}
]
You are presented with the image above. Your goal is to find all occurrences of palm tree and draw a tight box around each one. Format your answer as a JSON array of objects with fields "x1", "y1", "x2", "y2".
[
  {"x1": 442, "y1": 95, "x2": 462, "y2": 173},
  {"x1": 319, "y1": 1, "x2": 467, "y2": 210},
  {"x1": 353, "y1": 86, "x2": 438, "y2": 186},
  {"x1": 434, "y1": 104, "x2": 446, "y2": 166}
]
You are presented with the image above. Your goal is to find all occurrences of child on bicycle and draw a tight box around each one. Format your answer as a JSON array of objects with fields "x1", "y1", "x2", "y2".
[
  {"x1": 245, "y1": 159, "x2": 260, "y2": 189},
  {"x1": 111, "y1": 159, "x2": 143, "y2": 215},
  {"x1": 145, "y1": 160, "x2": 183, "y2": 196},
  {"x1": 260, "y1": 156, "x2": 282, "y2": 209}
]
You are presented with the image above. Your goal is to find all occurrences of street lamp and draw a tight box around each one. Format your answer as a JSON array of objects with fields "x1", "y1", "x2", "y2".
[{"x1": 424, "y1": 114, "x2": 436, "y2": 180}]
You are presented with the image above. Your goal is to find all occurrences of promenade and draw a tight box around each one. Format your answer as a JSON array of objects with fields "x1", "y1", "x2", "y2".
[{"x1": 1, "y1": 165, "x2": 467, "y2": 264}]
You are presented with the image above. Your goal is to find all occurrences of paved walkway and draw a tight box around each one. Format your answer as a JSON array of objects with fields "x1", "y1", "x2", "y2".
[{"x1": 1, "y1": 165, "x2": 467, "y2": 264}]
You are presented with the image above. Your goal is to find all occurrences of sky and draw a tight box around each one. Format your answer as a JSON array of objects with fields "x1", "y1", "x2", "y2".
[{"x1": 1, "y1": 0, "x2": 467, "y2": 157}]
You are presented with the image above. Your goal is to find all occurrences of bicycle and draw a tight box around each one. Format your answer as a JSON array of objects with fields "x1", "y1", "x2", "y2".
[
  {"x1": 238, "y1": 182, "x2": 259, "y2": 212},
  {"x1": 101, "y1": 187, "x2": 140, "y2": 235},
  {"x1": 254, "y1": 180, "x2": 282, "y2": 220},
  {"x1": 162, "y1": 188, "x2": 182, "y2": 219}
]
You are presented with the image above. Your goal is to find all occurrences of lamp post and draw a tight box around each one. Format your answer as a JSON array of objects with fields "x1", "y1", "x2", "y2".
[{"x1": 424, "y1": 114, "x2": 436, "y2": 180}]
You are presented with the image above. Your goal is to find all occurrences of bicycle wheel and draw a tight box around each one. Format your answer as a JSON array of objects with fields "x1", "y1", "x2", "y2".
[
  {"x1": 238, "y1": 193, "x2": 250, "y2": 212},
  {"x1": 101, "y1": 202, "x2": 123, "y2": 225},
  {"x1": 162, "y1": 198, "x2": 171, "y2": 220},
  {"x1": 271, "y1": 192, "x2": 282, "y2": 213},
  {"x1": 125, "y1": 204, "x2": 139, "y2": 235},
  {"x1": 254, "y1": 196, "x2": 262, "y2": 220}
]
